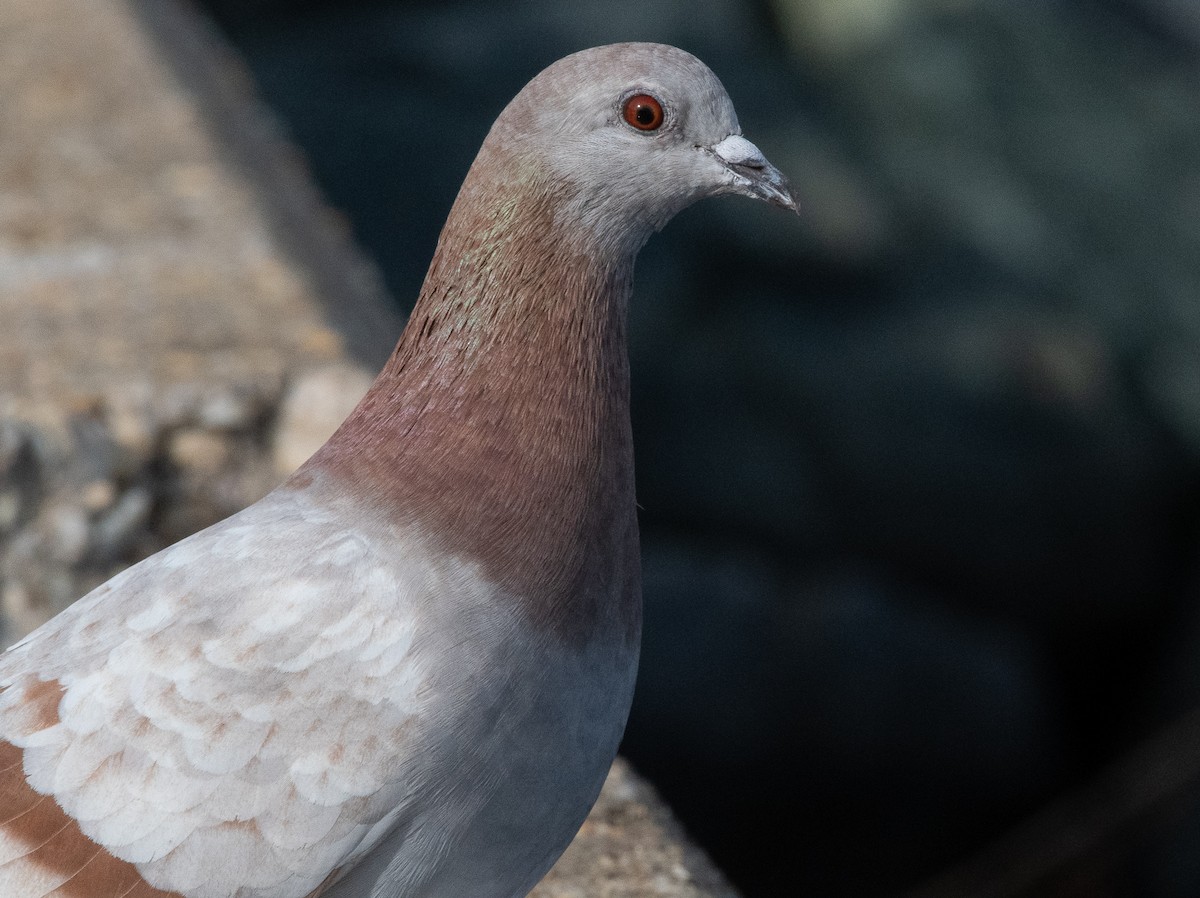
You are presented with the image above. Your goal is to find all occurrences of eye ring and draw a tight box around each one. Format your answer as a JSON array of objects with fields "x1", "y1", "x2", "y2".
[{"x1": 622, "y1": 94, "x2": 665, "y2": 131}]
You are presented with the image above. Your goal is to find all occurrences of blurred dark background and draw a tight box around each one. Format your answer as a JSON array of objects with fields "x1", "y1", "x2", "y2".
[{"x1": 188, "y1": 0, "x2": 1200, "y2": 895}]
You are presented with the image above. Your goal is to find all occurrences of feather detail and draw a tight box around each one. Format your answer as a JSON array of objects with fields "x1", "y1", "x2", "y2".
[
  {"x1": 1, "y1": 731, "x2": 180, "y2": 897},
  {"x1": 0, "y1": 487, "x2": 440, "y2": 898}
]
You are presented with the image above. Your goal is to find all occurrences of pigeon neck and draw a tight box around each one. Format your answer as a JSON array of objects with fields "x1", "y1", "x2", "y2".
[
  {"x1": 308, "y1": 158, "x2": 641, "y2": 646},
  {"x1": 391, "y1": 162, "x2": 635, "y2": 393}
]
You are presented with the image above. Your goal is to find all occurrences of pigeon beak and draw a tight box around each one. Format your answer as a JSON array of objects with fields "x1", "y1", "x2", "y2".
[{"x1": 709, "y1": 134, "x2": 799, "y2": 213}]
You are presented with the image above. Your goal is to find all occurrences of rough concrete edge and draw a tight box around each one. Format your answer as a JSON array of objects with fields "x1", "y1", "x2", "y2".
[
  {"x1": 126, "y1": 0, "x2": 403, "y2": 371},
  {"x1": 623, "y1": 760, "x2": 745, "y2": 898}
]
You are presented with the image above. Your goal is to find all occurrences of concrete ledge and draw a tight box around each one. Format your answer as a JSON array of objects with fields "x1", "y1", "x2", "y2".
[{"x1": 0, "y1": 0, "x2": 738, "y2": 894}]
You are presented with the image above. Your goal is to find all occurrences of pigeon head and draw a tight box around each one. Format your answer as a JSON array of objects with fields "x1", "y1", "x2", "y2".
[{"x1": 477, "y1": 42, "x2": 797, "y2": 251}]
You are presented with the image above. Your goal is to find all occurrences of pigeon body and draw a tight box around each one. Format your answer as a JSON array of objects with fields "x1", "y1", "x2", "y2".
[{"x1": 0, "y1": 43, "x2": 794, "y2": 898}]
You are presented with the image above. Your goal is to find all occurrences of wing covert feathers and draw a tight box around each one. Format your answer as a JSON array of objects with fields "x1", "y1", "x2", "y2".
[{"x1": 0, "y1": 493, "x2": 432, "y2": 898}]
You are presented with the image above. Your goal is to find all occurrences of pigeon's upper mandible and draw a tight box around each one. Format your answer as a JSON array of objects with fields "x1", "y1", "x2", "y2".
[{"x1": 0, "y1": 42, "x2": 795, "y2": 898}]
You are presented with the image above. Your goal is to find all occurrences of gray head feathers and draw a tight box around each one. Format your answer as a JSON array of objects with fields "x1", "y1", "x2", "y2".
[{"x1": 473, "y1": 42, "x2": 797, "y2": 251}]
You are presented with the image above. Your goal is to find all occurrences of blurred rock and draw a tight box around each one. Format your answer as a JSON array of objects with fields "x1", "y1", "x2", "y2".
[
  {"x1": 273, "y1": 362, "x2": 374, "y2": 475},
  {"x1": 89, "y1": 485, "x2": 154, "y2": 564},
  {"x1": 772, "y1": 0, "x2": 924, "y2": 61},
  {"x1": 168, "y1": 427, "x2": 231, "y2": 473},
  {"x1": 0, "y1": 0, "x2": 396, "y2": 637},
  {"x1": 535, "y1": 758, "x2": 740, "y2": 898}
]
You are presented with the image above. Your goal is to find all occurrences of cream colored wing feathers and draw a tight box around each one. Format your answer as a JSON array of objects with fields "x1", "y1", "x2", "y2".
[{"x1": 0, "y1": 489, "x2": 435, "y2": 898}]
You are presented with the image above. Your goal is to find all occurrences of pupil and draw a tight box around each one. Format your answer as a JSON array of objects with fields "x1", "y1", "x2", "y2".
[{"x1": 636, "y1": 105, "x2": 654, "y2": 124}]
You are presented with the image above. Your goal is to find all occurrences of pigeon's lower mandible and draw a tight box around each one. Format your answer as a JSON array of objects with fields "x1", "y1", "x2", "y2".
[{"x1": 0, "y1": 42, "x2": 796, "y2": 898}]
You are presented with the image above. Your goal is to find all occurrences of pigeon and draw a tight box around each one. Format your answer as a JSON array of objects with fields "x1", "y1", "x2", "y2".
[{"x1": 0, "y1": 42, "x2": 795, "y2": 898}]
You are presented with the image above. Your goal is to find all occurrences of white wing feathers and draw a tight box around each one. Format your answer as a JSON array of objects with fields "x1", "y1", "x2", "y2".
[{"x1": 0, "y1": 489, "x2": 430, "y2": 898}]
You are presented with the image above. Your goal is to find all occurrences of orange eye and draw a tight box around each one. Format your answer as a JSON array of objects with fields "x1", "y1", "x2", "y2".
[{"x1": 623, "y1": 94, "x2": 664, "y2": 131}]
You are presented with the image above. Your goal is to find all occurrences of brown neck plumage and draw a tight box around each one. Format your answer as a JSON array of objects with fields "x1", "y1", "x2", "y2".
[{"x1": 305, "y1": 147, "x2": 641, "y2": 645}]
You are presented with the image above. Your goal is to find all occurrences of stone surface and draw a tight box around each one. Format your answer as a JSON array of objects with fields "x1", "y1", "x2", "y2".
[
  {"x1": 0, "y1": 0, "x2": 734, "y2": 894},
  {"x1": 273, "y1": 362, "x2": 375, "y2": 475},
  {"x1": 535, "y1": 758, "x2": 739, "y2": 898},
  {"x1": 0, "y1": 0, "x2": 389, "y2": 635}
]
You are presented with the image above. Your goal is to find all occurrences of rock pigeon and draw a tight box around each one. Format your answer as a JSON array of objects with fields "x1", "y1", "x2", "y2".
[{"x1": 0, "y1": 42, "x2": 795, "y2": 898}]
